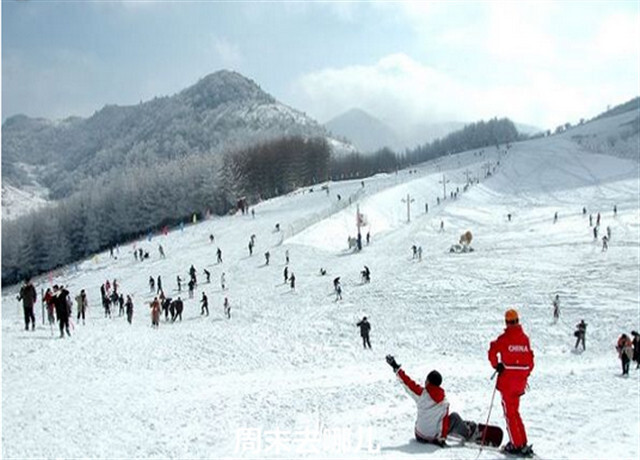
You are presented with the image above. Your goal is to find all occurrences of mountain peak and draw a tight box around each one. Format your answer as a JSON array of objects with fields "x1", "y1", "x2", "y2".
[{"x1": 180, "y1": 70, "x2": 275, "y2": 110}]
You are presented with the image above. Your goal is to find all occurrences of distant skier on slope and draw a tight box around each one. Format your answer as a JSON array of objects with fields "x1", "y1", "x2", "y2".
[
  {"x1": 200, "y1": 292, "x2": 209, "y2": 316},
  {"x1": 385, "y1": 355, "x2": 481, "y2": 446},
  {"x1": 552, "y1": 294, "x2": 560, "y2": 323},
  {"x1": 357, "y1": 317, "x2": 371, "y2": 349},
  {"x1": 488, "y1": 309, "x2": 535, "y2": 456},
  {"x1": 616, "y1": 334, "x2": 633, "y2": 376},
  {"x1": 575, "y1": 320, "x2": 587, "y2": 351},
  {"x1": 17, "y1": 278, "x2": 37, "y2": 331},
  {"x1": 632, "y1": 331, "x2": 640, "y2": 369}
]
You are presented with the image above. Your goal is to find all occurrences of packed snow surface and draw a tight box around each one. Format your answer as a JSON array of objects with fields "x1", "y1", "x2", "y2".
[{"x1": 2, "y1": 114, "x2": 639, "y2": 459}]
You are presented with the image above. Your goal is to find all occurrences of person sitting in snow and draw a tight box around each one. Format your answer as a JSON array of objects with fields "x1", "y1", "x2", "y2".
[{"x1": 385, "y1": 355, "x2": 479, "y2": 446}]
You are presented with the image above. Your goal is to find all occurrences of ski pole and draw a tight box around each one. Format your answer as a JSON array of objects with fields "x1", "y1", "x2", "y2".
[{"x1": 475, "y1": 379, "x2": 499, "y2": 460}]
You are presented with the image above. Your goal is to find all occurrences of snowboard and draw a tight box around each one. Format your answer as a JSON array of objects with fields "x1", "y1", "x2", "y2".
[{"x1": 475, "y1": 423, "x2": 503, "y2": 447}]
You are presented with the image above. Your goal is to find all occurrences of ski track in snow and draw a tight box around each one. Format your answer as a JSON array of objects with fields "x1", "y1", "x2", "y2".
[{"x1": 3, "y1": 114, "x2": 640, "y2": 459}]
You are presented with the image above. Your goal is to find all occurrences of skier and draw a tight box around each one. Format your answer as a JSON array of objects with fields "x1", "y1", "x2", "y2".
[
  {"x1": 589, "y1": 214, "x2": 593, "y2": 227},
  {"x1": 602, "y1": 235, "x2": 609, "y2": 252},
  {"x1": 217, "y1": 247, "x2": 223, "y2": 264},
  {"x1": 553, "y1": 212, "x2": 558, "y2": 223},
  {"x1": 357, "y1": 316, "x2": 372, "y2": 349},
  {"x1": 204, "y1": 269, "x2": 211, "y2": 283},
  {"x1": 149, "y1": 276, "x2": 155, "y2": 293},
  {"x1": 616, "y1": 334, "x2": 633, "y2": 376},
  {"x1": 248, "y1": 240, "x2": 253, "y2": 256},
  {"x1": 361, "y1": 266, "x2": 371, "y2": 283},
  {"x1": 125, "y1": 295, "x2": 133, "y2": 324},
  {"x1": 150, "y1": 297, "x2": 161, "y2": 328},
  {"x1": 171, "y1": 297, "x2": 184, "y2": 322},
  {"x1": 76, "y1": 289, "x2": 88, "y2": 325},
  {"x1": 200, "y1": 292, "x2": 209, "y2": 316},
  {"x1": 417, "y1": 246, "x2": 423, "y2": 261},
  {"x1": 582, "y1": 207, "x2": 586, "y2": 215},
  {"x1": 285, "y1": 249, "x2": 290, "y2": 264},
  {"x1": 631, "y1": 331, "x2": 640, "y2": 369},
  {"x1": 209, "y1": 234, "x2": 215, "y2": 243},
  {"x1": 613, "y1": 204, "x2": 617, "y2": 216},
  {"x1": 596, "y1": 212, "x2": 601, "y2": 226},
  {"x1": 440, "y1": 220, "x2": 444, "y2": 232},
  {"x1": 366, "y1": 231, "x2": 371, "y2": 245},
  {"x1": 283, "y1": 266, "x2": 289, "y2": 284},
  {"x1": 224, "y1": 297, "x2": 231, "y2": 319},
  {"x1": 412, "y1": 245, "x2": 417, "y2": 259},
  {"x1": 574, "y1": 320, "x2": 587, "y2": 351},
  {"x1": 102, "y1": 294, "x2": 111, "y2": 318},
  {"x1": 189, "y1": 265, "x2": 196, "y2": 282},
  {"x1": 384, "y1": 355, "x2": 479, "y2": 446},
  {"x1": 157, "y1": 275, "x2": 163, "y2": 294},
  {"x1": 334, "y1": 278, "x2": 342, "y2": 301},
  {"x1": 488, "y1": 309, "x2": 534, "y2": 456},
  {"x1": 188, "y1": 279, "x2": 195, "y2": 299},
  {"x1": 54, "y1": 285, "x2": 71, "y2": 338},
  {"x1": 221, "y1": 272, "x2": 226, "y2": 291},
  {"x1": 593, "y1": 226, "x2": 598, "y2": 240},
  {"x1": 265, "y1": 251, "x2": 270, "y2": 265},
  {"x1": 289, "y1": 272, "x2": 296, "y2": 290},
  {"x1": 552, "y1": 294, "x2": 560, "y2": 323},
  {"x1": 177, "y1": 276, "x2": 182, "y2": 292},
  {"x1": 44, "y1": 288, "x2": 56, "y2": 325},
  {"x1": 158, "y1": 244, "x2": 165, "y2": 258},
  {"x1": 17, "y1": 278, "x2": 37, "y2": 331}
]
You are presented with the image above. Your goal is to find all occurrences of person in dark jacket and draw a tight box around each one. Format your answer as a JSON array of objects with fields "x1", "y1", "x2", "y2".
[
  {"x1": 632, "y1": 331, "x2": 640, "y2": 369},
  {"x1": 200, "y1": 292, "x2": 209, "y2": 316},
  {"x1": 575, "y1": 320, "x2": 587, "y2": 350},
  {"x1": 125, "y1": 295, "x2": 134, "y2": 324},
  {"x1": 357, "y1": 316, "x2": 372, "y2": 349},
  {"x1": 54, "y1": 285, "x2": 71, "y2": 338},
  {"x1": 17, "y1": 278, "x2": 37, "y2": 331},
  {"x1": 76, "y1": 289, "x2": 88, "y2": 325}
]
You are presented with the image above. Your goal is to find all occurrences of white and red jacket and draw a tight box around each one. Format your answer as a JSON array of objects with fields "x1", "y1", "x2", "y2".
[{"x1": 396, "y1": 369, "x2": 450, "y2": 442}]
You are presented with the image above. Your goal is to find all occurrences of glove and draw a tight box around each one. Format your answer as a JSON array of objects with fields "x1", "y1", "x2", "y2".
[
  {"x1": 496, "y1": 363, "x2": 505, "y2": 374},
  {"x1": 385, "y1": 355, "x2": 401, "y2": 372}
]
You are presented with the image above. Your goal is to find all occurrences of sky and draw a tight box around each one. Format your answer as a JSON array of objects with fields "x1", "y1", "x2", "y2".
[{"x1": 2, "y1": 1, "x2": 639, "y2": 131}]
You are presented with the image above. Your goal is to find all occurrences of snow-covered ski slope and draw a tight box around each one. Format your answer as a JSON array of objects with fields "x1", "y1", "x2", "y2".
[{"x1": 2, "y1": 110, "x2": 639, "y2": 459}]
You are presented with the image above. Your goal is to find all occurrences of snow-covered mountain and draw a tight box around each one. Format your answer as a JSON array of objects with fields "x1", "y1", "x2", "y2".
[
  {"x1": 325, "y1": 108, "x2": 401, "y2": 153},
  {"x1": 1, "y1": 70, "x2": 351, "y2": 214},
  {"x1": 2, "y1": 106, "x2": 638, "y2": 459}
]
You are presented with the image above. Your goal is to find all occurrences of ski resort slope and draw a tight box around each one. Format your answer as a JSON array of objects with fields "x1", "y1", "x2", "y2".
[{"x1": 2, "y1": 111, "x2": 639, "y2": 459}]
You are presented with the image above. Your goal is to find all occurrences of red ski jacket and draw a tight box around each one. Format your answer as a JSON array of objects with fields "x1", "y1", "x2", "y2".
[{"x1": 488, "y1": 324, "x2": 534, "y2": 394}]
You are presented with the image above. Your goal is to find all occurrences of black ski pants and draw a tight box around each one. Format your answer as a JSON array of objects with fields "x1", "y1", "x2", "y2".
[
  {"x1": 575, "y1": 335, "x2": 585, "y2": 350},
  {"x1": 23, "y1": 306, "x2": 35, "y2": 330},
  {"x1": 621, "y1": 354, "x2": 630, "y2": 375},
  {"x1": 362, "y1": 335, "x2": 371, "y2": 349},
  {"x1": 58, "y1": 317, "x2": 70, "y2": 337}
]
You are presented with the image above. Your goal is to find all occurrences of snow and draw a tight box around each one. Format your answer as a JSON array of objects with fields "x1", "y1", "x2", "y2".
[
  {"x1": 1, "y1": 183, "x2": 50, "y2": 221},
  {"x1": 2, "y1": 114, "x2": 639, "y2": 459}
]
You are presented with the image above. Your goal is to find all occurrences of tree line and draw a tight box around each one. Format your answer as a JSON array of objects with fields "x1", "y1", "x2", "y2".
[{"x1": 2, "y1": 117, "x2": 523, "y2": 286}]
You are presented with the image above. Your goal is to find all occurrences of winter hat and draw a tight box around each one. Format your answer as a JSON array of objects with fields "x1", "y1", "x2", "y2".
[
  {"x1": 505, "y1": 309, "x2": 519, "y2": 323},
  {"x1": 426, "y1": 370, "x2": 442, "y2": 387}
]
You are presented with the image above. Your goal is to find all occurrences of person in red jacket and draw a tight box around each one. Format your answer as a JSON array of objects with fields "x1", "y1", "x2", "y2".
[{"x1": 488, "y1": 309, "x2": 534, "y2": 456}]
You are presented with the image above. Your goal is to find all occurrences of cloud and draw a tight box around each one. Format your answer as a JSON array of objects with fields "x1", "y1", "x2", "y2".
[
  {"x1": 291, "y1": 52, "x2": 633, "y2": 132},
  {"x1": 211, "y1": 36, "x2": 244, "y2": 70}
]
